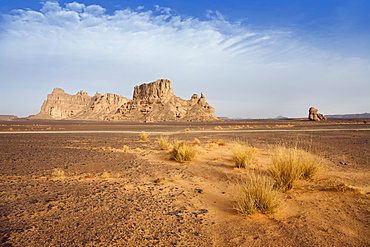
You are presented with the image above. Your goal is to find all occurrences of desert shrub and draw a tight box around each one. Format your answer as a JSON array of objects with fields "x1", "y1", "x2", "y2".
[
  {"x1": 193, "y1": 138, "x2": 201, "y2": 145},
  {"x1": 231, "y1": 143, "x2": 259, "y2": 168},
  {"x1": 299, "y1": 150, "x2": 323, "y2": 179},
  {"x1": 158, "y1": 136, "x2": 173, "y2": 150},
  {"x1": 170, "y1": 142, "x2": 198, "y2": 163},
  {"x1": 101, "y1": 171, "x2": 110, "y2": 179},
  {"x1": 235, "y1": 173, "x2": 281, "y2": 215},
  {"x1": 269, "y1": 146, "x2": 322, "y2": 192},
  {"x1": 139, "y1": 131, "x2": 149, "y2": 141},
  {"x1": 51, "y1": 168, "x2": 65, "y2": 178},
  {"x1": 122, "y1": 145, "x2": 130, "y2": 152}
]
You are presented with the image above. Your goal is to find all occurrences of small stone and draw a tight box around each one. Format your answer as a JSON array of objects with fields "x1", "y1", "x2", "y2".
[{"x1": 195, "y1": 189, "x2": 204, "y2": 194}]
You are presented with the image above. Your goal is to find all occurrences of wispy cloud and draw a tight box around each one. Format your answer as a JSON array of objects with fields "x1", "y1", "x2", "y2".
[{"x1": 0, "y1": 1, "x2": 369, "y2": 117}]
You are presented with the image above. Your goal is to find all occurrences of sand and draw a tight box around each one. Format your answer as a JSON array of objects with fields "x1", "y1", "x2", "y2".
[{"x1": 0, "y1": 119, "x2": 369, "y2": 246}]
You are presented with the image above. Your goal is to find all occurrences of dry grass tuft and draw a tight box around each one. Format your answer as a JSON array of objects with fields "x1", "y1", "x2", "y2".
[
  {"x1": 101, "y1": 171, "x2": 110, "y2": 179},
  {"x1": 158, "y1": 136, "x2": 173, "y2": 150},
  {"x1": 269, "y1": 146, "x2": 322, "y2": 192},
  {"x1": 51, "y1": 168, "x2": 65, "y2": 178},
  {"x1": 231, "y1": 143, "x2": 259, "y2": 168},
  {"x1": 193, "y1": 138, "x2": 201, "y2": 145},
  {"x1": 139, "y1": 131, "x2": 150, "y2": 141},
  {"x1": 170, "y1": 142, "x2": 198, "y2": 163},
  {"x1": 235, "y1": 173, "x2": 281, "y2": 215},
  {"x1": 170, "y1": 174, "x2": 182, "y2": 182},
  {"x1": 122, "y1": 145, "x2": 130, "y2": 152}
]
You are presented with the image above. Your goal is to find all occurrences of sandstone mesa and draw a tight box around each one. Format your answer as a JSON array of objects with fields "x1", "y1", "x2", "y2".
[{"x1": 32, "y1": 79, "x2": 218, "y2": 122}]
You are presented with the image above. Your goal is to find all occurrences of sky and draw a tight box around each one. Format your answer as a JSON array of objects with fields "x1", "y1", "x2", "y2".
[{"x1": 0, "y1": 0, "x2": 369, "y2": 118}]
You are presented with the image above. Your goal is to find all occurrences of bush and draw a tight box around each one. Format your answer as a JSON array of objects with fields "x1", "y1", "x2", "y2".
[
  {"x1": 298, "y1": 149, "x2": 323, "y2": 180},
  {"x1": 193, "y1": 138, "x2": 201, "y2": 145},
  {"x1": 231, "y1": 143, "x2": 259, "y2": 168},
  {"x1": 269, "y1": 146, "x2": 322, "y2": 192},
  {"x1": 235, "y1": 173, "x2": 281, "y2": 215},
  {"x1": 51, "y1": 168, "x2": 65, "y2": 178},
  {"x1": 139, "y1": 131, "x2": 149, "y2": 141},
  {"x1": 122, "y1": 145, "x2": 130, "y2": 152},
  {"x1": 101, "y1": 171, "x2": 110, "y2": 179},
  {"x1": 158, "y1": 136, "x2": 173, "y2": 150},
  {"x1": 170, "y1": 142, "x2": 198, "y2": 163}
]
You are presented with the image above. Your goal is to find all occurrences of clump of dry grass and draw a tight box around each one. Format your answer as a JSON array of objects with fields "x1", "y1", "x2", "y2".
[
  {"x1": 193, "y1": 138, "x2": 201, "y2": 145},
  {"x1": 139, "y1": 131, "x2": 150, "y2": 141},
  {"x1": 101, "y1": 171, "x2": 110, "y2": 179},
  {"x1": 158, "y1": 136, "x2": 173, "y2": 150},
  {"x1": 122, "y1": 145, "x2": 130, "y2": 152},
  {"x1": 51, "y1": 168, "x2": 65, "y2": 178},
  {"x1": 235, "y1": 173, "x2": 281, "y2": 215},
  {"x1": 170, "y1": 142, "x2": 198, "y2": 163},
  {"x1": 269, "y1": 146, "x2": 322, "y2": 192},
  {"x1": 231, "y1": 143, "x2": 259, "y2": 168}
]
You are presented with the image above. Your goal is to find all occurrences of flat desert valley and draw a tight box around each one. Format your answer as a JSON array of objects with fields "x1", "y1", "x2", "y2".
[{"x1": 1, "y1": 119, "x2": 369, "y2": 246}]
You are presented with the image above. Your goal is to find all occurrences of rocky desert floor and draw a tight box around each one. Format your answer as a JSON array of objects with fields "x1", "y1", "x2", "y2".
[{"x1": 0, "y1": 119, "x2": 369, "y2": 246}]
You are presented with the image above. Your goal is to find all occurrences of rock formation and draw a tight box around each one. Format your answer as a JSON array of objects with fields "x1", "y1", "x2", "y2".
[
  {"x1": 33, "y1": 88, "x2": 129, "y2": 120},
  {"x1": 32, "y1": 79, "x2": 218, "y2": 122},
  {"x1": 308, "y1": 107, "x2": 327, "y2": 121}
]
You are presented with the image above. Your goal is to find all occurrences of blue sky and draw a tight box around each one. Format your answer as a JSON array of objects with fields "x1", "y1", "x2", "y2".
[{"x1": 0, "y1": 0, "x2": 369, "y2": 118}]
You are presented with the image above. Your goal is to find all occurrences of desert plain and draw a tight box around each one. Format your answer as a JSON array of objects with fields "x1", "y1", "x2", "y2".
[{"x1": 0, "y1": 118, "x2": 369, "y2": 246}]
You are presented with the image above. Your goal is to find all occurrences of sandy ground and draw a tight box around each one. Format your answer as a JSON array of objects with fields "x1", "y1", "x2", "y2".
[{"x1": 0, "y1": 119, "x2": 369, "y2": 246}]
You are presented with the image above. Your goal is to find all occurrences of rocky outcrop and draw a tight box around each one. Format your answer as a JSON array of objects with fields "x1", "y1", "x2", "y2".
[
  {"x1": 32, "y1": 79, "x2": 218, "y2": 122},
  {"x1": 33, "y1": 88, "x2": 129, "y2": 120},
  {"x1": 107, "y1": 79, "x2": 217, "y2": 121},
  {"x1": 308, "y1": 107, "x2": 327, "y2": 121}
]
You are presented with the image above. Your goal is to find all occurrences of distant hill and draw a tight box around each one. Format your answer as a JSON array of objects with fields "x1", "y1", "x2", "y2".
[
  {"x1": 0, "y1": 115, "x2": 18, "y2": 121},
  {"x1": 326, "y1": 113, "x2": 370, "y2": 119}
]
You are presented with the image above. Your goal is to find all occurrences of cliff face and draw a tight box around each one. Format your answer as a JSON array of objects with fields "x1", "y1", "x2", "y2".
[
  {"x1": 33, "y1": 79, "x2": 218, "y2": 122},
  {"x1": 34, "y1": 88, "x2": 129, "y2": 120}
]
